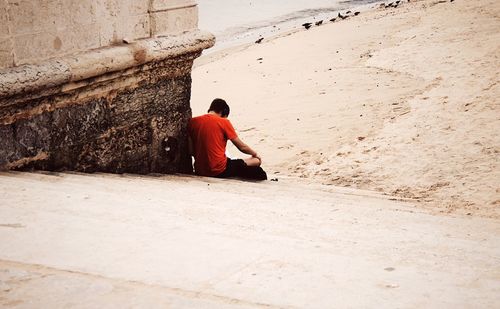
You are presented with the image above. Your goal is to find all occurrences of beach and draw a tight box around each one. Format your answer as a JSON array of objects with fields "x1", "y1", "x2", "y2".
[
  {"x1": 191, "y1": 0, "x2": 500, "y2": 218},
  {"x1": 196, "y1": 0, "x2": 380, "y2": 52},
  {"x1": 1, "y1": 1, "x2": 500, "y2": 306}
]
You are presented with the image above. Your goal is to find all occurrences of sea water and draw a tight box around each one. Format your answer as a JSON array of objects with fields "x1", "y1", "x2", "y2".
[{"x1": 197, "y1": 0, "x2": 382, "y2": 53}]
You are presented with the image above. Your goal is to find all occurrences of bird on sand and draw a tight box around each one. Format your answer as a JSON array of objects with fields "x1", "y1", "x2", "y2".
[
  {"x1": 302, "y1": 22, "x2": 312, "y2": 29},
  {"x1": 315, "y1": 20, "x2": 323, "y2": 26},
  {"x1": 346, "y1": 10, "x2": 352, "y2": 14},
  {"x1": 338, "y1": 12, "x2": 348, "y2": 19},
  {"x1": 354, "y1": 11, "x2": 360, "y2": 16},
  {"x1": 255, "y1": 37, "x2": 263, "y2": 44},
  {"x1": 329, "y1": 17, "x2": 337, "y2": 22}
]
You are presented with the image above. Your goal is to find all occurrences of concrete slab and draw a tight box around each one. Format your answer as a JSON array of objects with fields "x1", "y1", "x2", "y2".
[{"x1": 0, "y1": 172, "x2": 499, "y2": 308}]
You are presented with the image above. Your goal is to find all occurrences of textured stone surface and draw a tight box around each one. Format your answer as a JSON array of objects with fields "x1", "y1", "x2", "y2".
[
  {"x1": 0, "y1": 2, "x2": 10, "y2": 38},
  {"x1": 0, "y1": 38, "x2": 13, "y2": 68},
  {"x1": 0, "y1": 0, "x2": 200, "y2": 68},
  {"x1": 0, "y1": 57, "x2": 195, "y2": 173},
  {"x1": 150, "y1": 6, "x2": 198, "y2": 36},
  {"x1": 0, "y1": 0, "x2": 214, "y2": 174},
  {"x1": 0, "y1": 30, "x2": 215, "y2": 174},
  {"x1": 0, "y1": 30, "x2": 214, "y2": 98}
]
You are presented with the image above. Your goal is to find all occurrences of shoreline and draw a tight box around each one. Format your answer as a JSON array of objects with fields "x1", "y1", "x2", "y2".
[
  {"x1": 196, "y1": 0, "x2": 387, "y2": 63},
  {"x1": 191, "y1": 0, "x2": 500, "y2": 218}
]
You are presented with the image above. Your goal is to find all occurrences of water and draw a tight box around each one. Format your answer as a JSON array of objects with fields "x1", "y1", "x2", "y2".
[{"x1": 197, "y1": 0, "x2": 382, "y2": 53}]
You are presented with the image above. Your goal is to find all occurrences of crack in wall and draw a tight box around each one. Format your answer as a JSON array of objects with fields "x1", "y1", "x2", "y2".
[{"x1": 147, "y1": 0, "x2": 155, "y2": 37}]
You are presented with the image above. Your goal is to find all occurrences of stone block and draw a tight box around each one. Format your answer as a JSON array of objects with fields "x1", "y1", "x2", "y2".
[
  {"x1": 31, "y1": 0, "x2": 63, "y2": 33},
  {"x1": 71, "y1": 22, "x2": 101, "y2": 51},
  {"x1": 7, "y1": 0, "x2": 35, "y2": 35},
  {"x1": 15, "y1": 1, "x2": 91, "y2": 37},
  {"x1": 96, "y1": 0, "x2": 126, "y2": 45},
  {"x1": 46, "y1": 0, "x2": 67, "y2": 31},
  {"x1": 150, "y1": 6, "x2": 198, "y2": 36},
  {"x1": 97, "y1": 23, "x2": 117, "y2": 46},
  {"x1": 13, "y1": 32, "x2": 59, "y2": 65},
  {"x1": 129, "y1": 14, "x2": 150, "y2": 41},
  {"x1": 0, "y1": 1, "x2": 10, "y2": 38},
  {"x1": 10, "y1": 33, "x2": 33, "y2": 65},
  {"x1": 2, "y1": 0, "x2": 205, "y2": 68},
  {"x1": 12, "y1": 21, "x2": 101, "y2": 65},
  {"x1": 128, "y1": 0, "x2": 148, "y2": 15},
  {"x1": 99, "y1": 0, "x2": 121, "y2": 19},
  {"x1": 0, "y1": 39, "x2": 14, "y2": 68},
  {"x1": 9, "y1": 0, "x2": 104, "y2": 64},
  {"x1": 68, "y1": 0, "x2": 97, "y2": 26}
]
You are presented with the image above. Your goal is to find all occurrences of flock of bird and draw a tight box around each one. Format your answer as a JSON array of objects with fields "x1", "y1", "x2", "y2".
[
  {"x1": 254, "y1": 0, "x2": 458, "y2": 44},
  {"x1": 299, "y1": 0, "x2": 411, "y2": 32},
  {"x1": 383, "y1": 0, "x2": 405, "y2": 9},
  {"x1": 254, "y1": 0, "x2": 409, "y2": 44},
  {"x1": 301, "y1": 11, "x2": 345, "y2": 31},
  {"x1": 300, "y1": 9, "x2": 361, "y2": 31}
]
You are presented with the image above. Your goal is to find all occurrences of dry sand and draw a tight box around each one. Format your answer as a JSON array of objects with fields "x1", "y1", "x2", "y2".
[
  {"x1": 191, "y1": 0, "x2": 500, "y2": 218},
  {"x1": 1, "y1": 172, "x2": 499, "y2": 307}
]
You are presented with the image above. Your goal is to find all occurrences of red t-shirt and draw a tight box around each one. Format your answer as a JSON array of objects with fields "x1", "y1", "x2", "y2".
[{"x1": 188, "y1": 114, "x2": 238, "y2": 176}]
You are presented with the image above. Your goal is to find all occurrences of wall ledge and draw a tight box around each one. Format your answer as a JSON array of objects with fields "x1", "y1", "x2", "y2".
[{"x1": 0, "y1": 30, "x2": 215, "y2": 99}]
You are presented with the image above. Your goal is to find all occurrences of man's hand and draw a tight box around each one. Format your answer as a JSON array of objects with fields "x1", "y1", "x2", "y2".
[{"x1": 231, "y1": 137, "x2": 262, "y2": 165}]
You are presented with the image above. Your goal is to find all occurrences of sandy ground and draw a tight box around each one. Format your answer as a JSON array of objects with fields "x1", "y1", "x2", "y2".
[
  {"x1": 2, "y1": 1, "x2": 499, "y2": 307},
  {"x1": 191, "y1": 0, "x2": 500, "y2": 218},
  {"x1": 1, "y1": 172, "x2": 499, "y2": 308}
]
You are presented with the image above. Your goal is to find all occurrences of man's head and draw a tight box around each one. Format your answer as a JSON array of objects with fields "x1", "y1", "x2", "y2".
[{"x1": 208, "y1": 98, "x2": 230, "y2": 118}]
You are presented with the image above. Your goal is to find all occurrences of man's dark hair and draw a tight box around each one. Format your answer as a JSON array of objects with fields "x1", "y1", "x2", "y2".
[{"x1": 208, "y1": 98, "x2": 230, "y2": 117}]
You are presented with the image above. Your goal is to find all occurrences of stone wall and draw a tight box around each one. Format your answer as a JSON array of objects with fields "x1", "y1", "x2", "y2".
[
  {"x1": 0, "y1": 1, "x2": 214, "y2": 173},
  {"x1": 0, "y1": 0, "x2": 199, "y2": 68}
]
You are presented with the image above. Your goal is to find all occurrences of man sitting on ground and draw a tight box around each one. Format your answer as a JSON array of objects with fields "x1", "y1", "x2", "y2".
[{"x1": 188, "y1": 98, "x2": 267, "y2": 180}]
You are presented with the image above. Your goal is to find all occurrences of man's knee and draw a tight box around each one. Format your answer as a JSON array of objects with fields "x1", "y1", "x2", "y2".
[
  {"x1": 254, "y1": 157, "x2": 262, "y2": 166},
  {"x1": 245, "y1": 157, "x2": 261, "y2": 167}
]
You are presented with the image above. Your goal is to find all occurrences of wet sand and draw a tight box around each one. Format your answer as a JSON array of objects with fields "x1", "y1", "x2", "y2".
[
  {"x1": 197, "y1": 0, "x2": 380, "y2": 52},
  {"x1": 191, "y1": 0, "x2": 500, "y2": 218}
]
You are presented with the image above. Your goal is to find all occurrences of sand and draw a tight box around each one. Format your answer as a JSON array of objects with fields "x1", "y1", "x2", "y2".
[
  {"x1": 2, "y1": 172, "x2": 500, "y2": 307},
  {"x1": 191, "y1": 0, "x2": 500, "y2": 218},
  {"x1": 196, "y1": 0, "x2": 379, "y2": 53}
]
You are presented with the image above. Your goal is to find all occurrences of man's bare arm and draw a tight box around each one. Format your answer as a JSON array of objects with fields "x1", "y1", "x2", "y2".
[{"x1": 230, "y1": 137, "x2": 260, "y2": 160}]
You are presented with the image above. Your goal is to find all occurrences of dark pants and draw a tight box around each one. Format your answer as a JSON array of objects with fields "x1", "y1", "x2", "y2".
[{"x1": 216, "y1": 158, "x2": 267, "y2": 181}]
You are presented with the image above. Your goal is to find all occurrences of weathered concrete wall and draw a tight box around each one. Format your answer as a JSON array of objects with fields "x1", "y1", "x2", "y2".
[
  {"x1": 0, "y1": 0, "x2": 198, "y2": 68},
  {"x1": 0, "y1": 1, "x2": 215, "y2": 173}
]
